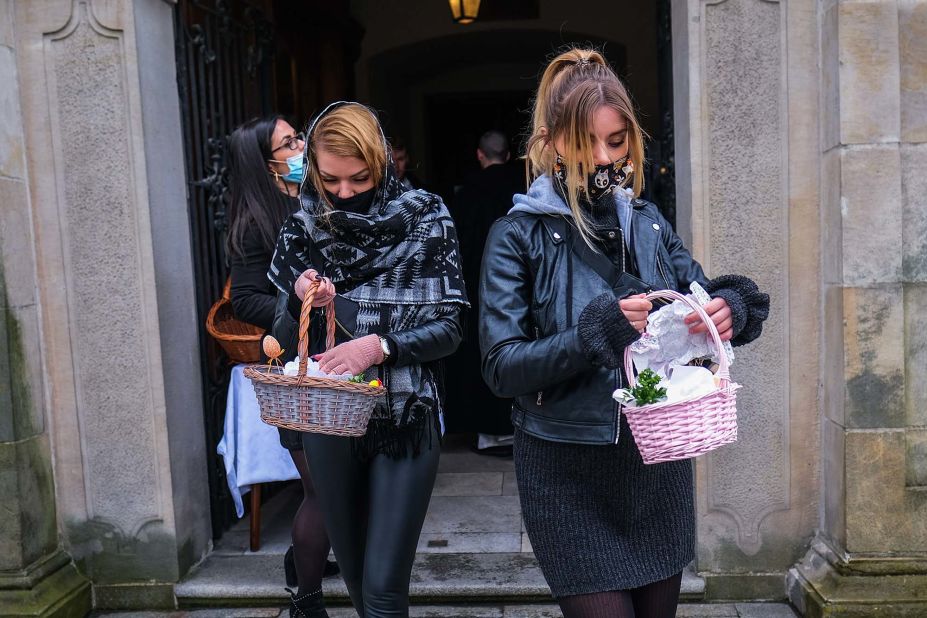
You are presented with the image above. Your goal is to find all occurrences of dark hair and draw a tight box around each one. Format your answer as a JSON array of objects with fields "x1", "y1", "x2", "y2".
[
  {"x1": 479, "y1": 130, "x2": 509, "y2": 162},
  {"x1": 226, "y1": 115, "x2": 295, "y2": 259}
]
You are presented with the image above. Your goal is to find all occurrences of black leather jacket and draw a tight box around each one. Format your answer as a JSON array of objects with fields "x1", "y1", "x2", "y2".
[{"x1": 479, "y1": 197, "x2": 708, "y2": 445}]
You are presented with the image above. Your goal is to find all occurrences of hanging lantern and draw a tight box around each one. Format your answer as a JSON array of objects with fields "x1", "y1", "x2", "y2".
[{"x1": 448, "y1": 0, "x2": 481, "y2": 24}]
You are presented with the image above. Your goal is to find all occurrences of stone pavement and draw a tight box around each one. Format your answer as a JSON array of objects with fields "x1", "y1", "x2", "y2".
[
  {"x1": 93, "y1": 602, "x2": 799, "y2": 616},
  {"x1": 158, "y1": 436, "x2": 798, "y2": 616}
]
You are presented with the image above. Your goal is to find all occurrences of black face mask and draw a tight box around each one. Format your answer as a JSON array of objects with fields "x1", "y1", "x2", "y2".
[
  {"x1": 325, "y1": 187, "x2": 376, "y2": 213},
  {"x1": 554, "y1": 153, "x2": 634, "y2": 203}
]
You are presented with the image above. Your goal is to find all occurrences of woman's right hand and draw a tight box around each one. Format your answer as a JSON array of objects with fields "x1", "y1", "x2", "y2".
[
  {"x1": 619, "y1": 293, "x2": 652, "y2": 333},
  {"x1": 294, "y1": 269, "x2": 336, "y2": 306}
]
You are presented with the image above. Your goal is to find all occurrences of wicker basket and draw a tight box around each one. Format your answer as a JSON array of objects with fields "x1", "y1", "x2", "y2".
[
  {"x1": 243, "y1": 280, "x2": 385, "y2": 436},
  {"x1": 205, "y1": 278, "x2": 265, "y2": 363},
  {"x1": 621, "y1": 289, "x2": 739, "y2": 464}
]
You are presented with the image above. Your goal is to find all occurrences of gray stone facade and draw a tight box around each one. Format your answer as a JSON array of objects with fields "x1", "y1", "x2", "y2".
[{"x1": 0, "y1": 0, "x2": 923, "y2": 614}]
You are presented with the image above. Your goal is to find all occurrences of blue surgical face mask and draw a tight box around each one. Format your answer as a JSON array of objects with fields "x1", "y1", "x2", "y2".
[{"x1": 271, "y1": 152, "x2": 305, "y2": 184}]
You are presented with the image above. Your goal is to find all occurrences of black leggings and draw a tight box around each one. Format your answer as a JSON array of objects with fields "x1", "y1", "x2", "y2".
[{"x1": 301, "y1": 424, "x2": 441, "y2": 618}]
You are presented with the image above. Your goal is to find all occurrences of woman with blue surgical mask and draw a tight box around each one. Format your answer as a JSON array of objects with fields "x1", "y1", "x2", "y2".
[{"x1": 226, "y1": 116, "x2": 339, "y2": 617}]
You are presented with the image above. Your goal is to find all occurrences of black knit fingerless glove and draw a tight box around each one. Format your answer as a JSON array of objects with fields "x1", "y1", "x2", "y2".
[
  {"x1": 577, "y1": 293, "x2": 642, "y2": 369},
  {"x1": 704, "y1": 274, "x2": 770, "y2": 346}
]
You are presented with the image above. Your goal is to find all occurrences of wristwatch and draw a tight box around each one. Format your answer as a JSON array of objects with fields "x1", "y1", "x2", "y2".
[{"x1": 378, "y1": 336, "x2": 392, "y2": 363}]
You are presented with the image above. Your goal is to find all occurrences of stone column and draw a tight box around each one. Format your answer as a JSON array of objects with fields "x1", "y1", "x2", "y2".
[
  {"x1": 0, "y1": 1, "x2": 92, "y2": 615},
  {"x1": 787, "y1": 0, "x2": 927, "y2": 615},
  {"x1": 8, "y1": 0, "x2": 211, "y2": 609},
  {"x1": 672, "y1": 0, "x2": 821, "y2": 599}
]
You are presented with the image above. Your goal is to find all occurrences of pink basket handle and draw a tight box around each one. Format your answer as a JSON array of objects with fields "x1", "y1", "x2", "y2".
[{"x1": 622, "y1": 289, "x2": 730, "y2": 388}]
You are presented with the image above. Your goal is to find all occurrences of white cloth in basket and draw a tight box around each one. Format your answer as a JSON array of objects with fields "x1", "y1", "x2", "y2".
[
  {"x1": 282, "y1": 356, "x2": 353, "y2": 379},
  {"x1": 217, "y1": 365, "x2": 299, "y2": 517},
  {"x1": 629, "y1": 296, "x2": 730, "y2": 378}
]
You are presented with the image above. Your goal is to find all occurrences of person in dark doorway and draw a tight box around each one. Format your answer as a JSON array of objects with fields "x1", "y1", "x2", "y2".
[
  {"x1": 445, "y1": 130, "x2": 525, "y2": 456},
  {"x1": 226, "y1": 116, "x2": 338, "y2": 617},
  {"x1": 390, "y1": 137, "x2": 422, "y2": 191},
  {"x1": 479, "y1": 49, "x2": 770, "y2": 618},
  {"x1": 269, "y1": 101, "x2": 468, "y2": 618}
]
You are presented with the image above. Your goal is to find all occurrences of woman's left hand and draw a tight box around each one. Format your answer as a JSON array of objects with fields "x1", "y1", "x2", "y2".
[
  {"x1": 684, "y1": 297, "x2": 734, "y2": 342},
  {"x1": 314, "y1": 334, "x2": 384, "y2": 376}
]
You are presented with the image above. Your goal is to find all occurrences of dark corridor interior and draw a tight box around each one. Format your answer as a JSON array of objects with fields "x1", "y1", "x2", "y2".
[{"x1": 175, "y1": 0, "x2": 675, "y2": 540}]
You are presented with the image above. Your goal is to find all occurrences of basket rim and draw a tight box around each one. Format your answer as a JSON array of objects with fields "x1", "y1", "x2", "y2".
[
  {"x1": 620, "y1": 381, "x2": 740, "y2": 414},
  {"x1": 243, "y1": 364, "x2": 386, "y2": 395},
  {"x1": 206, "y1": 296, "x2": 264, "y2": 342}
]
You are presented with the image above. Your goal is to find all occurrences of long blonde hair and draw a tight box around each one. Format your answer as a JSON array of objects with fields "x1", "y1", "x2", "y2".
[
  {"x1": 526, "y1": 48, "x2": 647, "y2": 247},
  {"x1": 306, "y1": 102, "x2": 387, "y2": 209}
]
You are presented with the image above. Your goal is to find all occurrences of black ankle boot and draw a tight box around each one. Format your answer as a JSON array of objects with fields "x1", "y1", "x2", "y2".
[
  {"x1": 287, "y1": 587, "x2": 328, "y2": 618},
  {"x1": 284, "y1": 545, "x2": 298, "y2": 587}
]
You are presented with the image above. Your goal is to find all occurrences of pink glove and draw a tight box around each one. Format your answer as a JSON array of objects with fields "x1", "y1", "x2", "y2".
[
  {"x1": 294, "y1": 269, "x2": 336, "y2": 307},
  {"x1": 315, "y1": 334, "x2": 384, "y2": 376}
]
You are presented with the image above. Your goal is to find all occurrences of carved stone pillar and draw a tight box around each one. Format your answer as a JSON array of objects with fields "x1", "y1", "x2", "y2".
[
  {"x1": 7, "y1": 0, "x2": 210, "y2": 609},
  {"x1": 787, "y1": 1, "x2": 927, "y2": 614},
  {"x1": 0, "y1": 1, "x2": 92, "y2": 615},
  {"x1": 672, "y1": 0, "x2": 821, "y2": 598}
]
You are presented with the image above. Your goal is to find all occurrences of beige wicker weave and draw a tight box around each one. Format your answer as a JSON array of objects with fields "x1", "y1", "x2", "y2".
[{"x1": 243, "y1": 279, "x2": 385, "y2": 436}]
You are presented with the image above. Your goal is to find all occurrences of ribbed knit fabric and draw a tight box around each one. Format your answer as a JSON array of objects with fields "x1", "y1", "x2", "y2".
[
  {"x1": 578, "y1": 293, "x2": 642, "y2": 369},
  {"x1": 514, "y1": 416, "x2": 695, "y2": 597}
]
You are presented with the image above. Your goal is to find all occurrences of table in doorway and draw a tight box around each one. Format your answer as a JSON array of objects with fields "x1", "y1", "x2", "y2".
[{"x1": 217, "y1": 364, "x2": 300, "y2": 550}]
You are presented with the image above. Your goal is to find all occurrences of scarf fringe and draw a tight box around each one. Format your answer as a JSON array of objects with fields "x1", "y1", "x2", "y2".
[{"x1": 351, "y1": 411, "x2": 442, "y2": 461}]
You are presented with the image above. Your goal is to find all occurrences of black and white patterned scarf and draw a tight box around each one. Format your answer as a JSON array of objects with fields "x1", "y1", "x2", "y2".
[{"x1": 268, "y1": 101, "x2": 468, "y2": 457}]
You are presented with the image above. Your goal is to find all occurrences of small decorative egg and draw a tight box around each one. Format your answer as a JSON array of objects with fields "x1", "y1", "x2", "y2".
[
  {"x1": 369, "y1": 379, "x2": 382, "y2": 388},
  {"x1": 262, "y1": 336, "x2": 282, "y2": 359}
]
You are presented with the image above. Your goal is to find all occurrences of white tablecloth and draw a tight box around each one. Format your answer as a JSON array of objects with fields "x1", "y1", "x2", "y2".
[{"x1": 217, "y1": 364, "x2": 299, "y2": 517}]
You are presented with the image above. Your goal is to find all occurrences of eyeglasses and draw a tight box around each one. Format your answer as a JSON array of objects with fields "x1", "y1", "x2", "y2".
[{"x1": 272, "y1": 132, "x2": 305, "y2": 154}]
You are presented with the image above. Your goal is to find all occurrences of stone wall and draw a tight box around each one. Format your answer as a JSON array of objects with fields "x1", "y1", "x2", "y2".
[
  {"x1": 0, "y1": 0, "x2": 91, "y2": 614},
  {"x1": 787, "y1": 0, "x2": 927, "y2": 614},
  {"x1": 7, "y1": 0, "x2": 211, "y2": 609},
  {"x1": 673, "y1": 0, "x2": 821, "y2": 598}
]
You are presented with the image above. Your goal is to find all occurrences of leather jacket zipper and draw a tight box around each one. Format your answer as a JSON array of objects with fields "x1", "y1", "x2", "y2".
[
  {"x1": 656, "y1": 253, "x2": 671, "y2": 289},
  {"x1": 534, "y1": 325, "x2": 543, "y2": 406}
]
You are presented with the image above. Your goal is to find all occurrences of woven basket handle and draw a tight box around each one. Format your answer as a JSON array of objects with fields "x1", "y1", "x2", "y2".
[
  {"x1": 622, "y1": 289, "x2": 730, "y2": 388},
  {"x1": 296, "y1": 279, "x2": 337, "y2": 377},
  {"x1": 222, "y1": 277, "x2": 232, "y2": 301}
]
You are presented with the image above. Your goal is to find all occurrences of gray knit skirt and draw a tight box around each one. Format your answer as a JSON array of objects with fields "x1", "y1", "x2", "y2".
[{"x1": 514, "y1": 415, "x2": 695, "y2": 598}]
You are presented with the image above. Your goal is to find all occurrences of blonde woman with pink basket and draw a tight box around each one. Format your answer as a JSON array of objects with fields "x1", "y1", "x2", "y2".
[{"x1": 479, "y1": 48, "x2": 769, "y2": 618}]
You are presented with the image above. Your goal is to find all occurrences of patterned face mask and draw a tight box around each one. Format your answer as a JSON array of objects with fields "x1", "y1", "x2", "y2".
[{"x1": 554, "y1": 153, "x2": 634, "y2": 203}]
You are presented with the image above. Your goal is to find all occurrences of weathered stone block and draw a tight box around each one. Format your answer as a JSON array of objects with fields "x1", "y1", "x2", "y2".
[
  {"x1": 906, "y1": 284, "x2": 927, "y2": 427},
  {"x1": 821, "y1": 419, "x2": 846, "y2": 549},
  {"x1": 822, "y1": 286, "x2": 846, "y2": 426},
  {"x1": 0, "y1": 45, "x2": 25, "y2": 180},
  {"x1": 901, "y1": 144, "x2": 927, "y2": 282},
  {"x1": 840, "y1": 145, "x2": 903, "y2": 286},
  {"x1": 0, "y1": 178, "x2": 37, "y2": 313},
  {"x1": 907, "y1": 429, "x2": 927, "y2": 487},
  {"x1": 899, "y1": 0, "x2": 927, "y2": 142},
  {"x1": 838, "y1": 1, "x2": 901, "y2": 144},
  {"x1": 820, "y1": 148, "x2": 843, "y2": 285},
  {"x1": 8, "y1": 305, "x2": 44, "y2": 440},
  {"x1": 0, "y1": 435, "x2": 58, "y2": 571},
  {"x1": 821, "y1": 2, "x2": 841, "y2": 151},
  {"x1": 842, "y1": 285, "x2": 906, "y2": 428},
  {"x1": 846, "y1": 430, "x2": 927, "y2": 553}
]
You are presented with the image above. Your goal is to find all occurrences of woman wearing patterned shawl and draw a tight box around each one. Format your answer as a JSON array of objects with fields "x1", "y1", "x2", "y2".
[{"x1": 268, "y1": 101, "x2": 468, "y2": 618}]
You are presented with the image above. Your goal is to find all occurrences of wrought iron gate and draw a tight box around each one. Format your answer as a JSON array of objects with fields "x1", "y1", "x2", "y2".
[{"x1": 173, "y1": 0, "x2": 278, "y2": 538}]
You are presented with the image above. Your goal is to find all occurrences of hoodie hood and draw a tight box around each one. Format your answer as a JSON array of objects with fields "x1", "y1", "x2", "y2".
[{"x1": 509, "y1": 174, "x2": 636, "y2": 246}]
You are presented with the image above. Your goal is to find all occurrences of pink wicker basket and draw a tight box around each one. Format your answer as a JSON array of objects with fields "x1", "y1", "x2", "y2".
[{"x1": 621, "y1": 289, "x2": 740, "y2": 464}]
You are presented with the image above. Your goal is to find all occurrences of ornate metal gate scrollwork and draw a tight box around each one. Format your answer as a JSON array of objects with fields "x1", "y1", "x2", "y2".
[{"x1": 173, "y1": 0, "x2": 277, "y2": 538}]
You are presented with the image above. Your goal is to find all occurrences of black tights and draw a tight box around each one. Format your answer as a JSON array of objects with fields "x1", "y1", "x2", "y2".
[
  {"x1": 289, "y1": 450, "x2": 331, "y2": 597},
  {"x1": 557, "y1": 571, "x2": 683, "y2": 618},
  {"x1": 301, "y1": 423, "x2": 441, "y2": 618}
]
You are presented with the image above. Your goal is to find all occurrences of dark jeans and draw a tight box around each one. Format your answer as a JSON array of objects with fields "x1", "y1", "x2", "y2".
[{"x1": 301, "y1": 423, "x2": 441, "y2": 618}]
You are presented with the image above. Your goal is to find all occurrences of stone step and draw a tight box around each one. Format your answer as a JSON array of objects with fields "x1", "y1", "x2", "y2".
[{"x1": 175, "y1": 552, "x2": 706, "y2": 607}]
